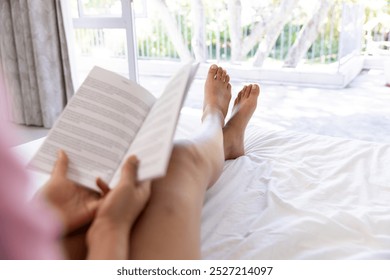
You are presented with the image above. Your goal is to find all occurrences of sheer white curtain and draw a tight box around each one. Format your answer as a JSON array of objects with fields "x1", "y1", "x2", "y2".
[{"x1": 0, "y1": 0, "x2": 74, "y2": 128}]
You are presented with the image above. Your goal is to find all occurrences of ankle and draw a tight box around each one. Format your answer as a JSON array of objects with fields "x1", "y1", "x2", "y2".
[
  {"x1": 222, "y1": 124, "x2": 245, "y2": 160},
  {"x1": 202, "y1": 106, "x2": 225, "y2": 126}
]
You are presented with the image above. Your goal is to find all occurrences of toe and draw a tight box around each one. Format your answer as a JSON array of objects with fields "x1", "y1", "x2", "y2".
[
  {"x1": 237, "y1": 86, "x2": 246, "y2": 100},
  {"x1": 244, "y1": 84, "x2": 252, "y2": 97},
  {"x1": 208, "y1": 64, "x2": 218, "y2": 79},
  {"x1": 250, "y1": 84, "x2": 260, "y2": 96},
  {"x1": 239, "y1": 86, "x2": 246, "y2": 97},
  {"x1": 216, "y1": 67, "x2": 223, "y2": 80},
  {"x1": 225, "y1": 74, "x2": 230, "y2": 84},
  {"x1": 234, "y1": 94, "x2": 240, "y2": 106},
  {"x1": 222, "y1": 70, "x2": 227, "y2": 82}
]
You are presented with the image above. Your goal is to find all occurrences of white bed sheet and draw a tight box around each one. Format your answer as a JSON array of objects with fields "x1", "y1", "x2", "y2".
[
  {"x1": 13, "y1": 108, "x2": 390, "y2": 259},
  {"x1": 177, "y1": 108, "x2": 390, "y2": 259}
]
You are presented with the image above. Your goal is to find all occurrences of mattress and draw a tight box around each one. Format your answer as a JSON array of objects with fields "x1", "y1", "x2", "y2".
[{"x1": 13, "y1": 108, "x2": 390, "y2": 259}]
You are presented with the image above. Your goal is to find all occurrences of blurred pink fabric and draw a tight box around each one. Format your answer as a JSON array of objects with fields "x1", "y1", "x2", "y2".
[{"x1": 0, "y1": 75, "x2": 61, "y2": 259}]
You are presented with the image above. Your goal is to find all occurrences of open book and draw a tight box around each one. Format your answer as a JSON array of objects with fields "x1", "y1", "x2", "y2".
[{"x1": 29, "y1": 61, "x2": 199, "y2": 190}]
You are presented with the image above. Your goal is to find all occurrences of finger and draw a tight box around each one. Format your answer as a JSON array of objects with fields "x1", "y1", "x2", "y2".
[
  {"x1": 68, "y1": 199, "x2": 102, "y2": 232},
  {"x1": 96, "y1": 177, "x2": 110, "y2": 195},
  {"x1": 137, "y1": 180, "x2": 152, "y2": 202},
  {"x1": 120, "y1": 155, "x2": 139, "y2": 185},
  {"x1": 52, "y1": 150, "x2": 68, "y2": 177},
  {"x1": 138, "y1": 179, "x2": 151, "y2": 190},
  {"x1": 86, "y1": 199, "x2": 102, "y2": 218}
]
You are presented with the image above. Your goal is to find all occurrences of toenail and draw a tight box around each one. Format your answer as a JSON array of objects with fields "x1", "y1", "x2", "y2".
[{"x1": 211, "y1": 64, "x2": 217, "y2": 69}]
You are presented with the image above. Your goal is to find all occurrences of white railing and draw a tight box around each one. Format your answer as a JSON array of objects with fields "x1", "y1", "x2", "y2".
[{"x1": 71, "y1": 0, "x2": 389, "y2": 67}]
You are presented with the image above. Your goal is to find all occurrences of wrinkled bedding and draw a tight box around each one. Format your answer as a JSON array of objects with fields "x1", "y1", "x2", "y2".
[
  {"x1": 177, "y1": 108, "x2": 390, "y2": 259},
  {"x1": 13, "y1": 108, "x2": 390, "y2": 259}
]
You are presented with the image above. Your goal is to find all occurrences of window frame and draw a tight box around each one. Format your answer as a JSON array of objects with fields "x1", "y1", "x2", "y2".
[{"x1": 72, "y1": 0, "x2": 138, "y2": 81}]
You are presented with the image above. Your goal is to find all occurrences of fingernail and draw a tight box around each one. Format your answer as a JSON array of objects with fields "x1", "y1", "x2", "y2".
[
  {"x1": 211, "y1": 64, "x2": 217, "y2": 69},
  {"x1": 57, "y1": 150, "x2": 63, "y2": 158}
]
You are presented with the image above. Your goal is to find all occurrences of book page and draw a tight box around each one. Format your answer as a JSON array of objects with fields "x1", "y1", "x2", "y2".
[
  {"x1": 110, "y1": 62, "x2": 198, "y2": 184},
  {"x1": 29, "y1": 67, "x2": 156, "y2": 190}
]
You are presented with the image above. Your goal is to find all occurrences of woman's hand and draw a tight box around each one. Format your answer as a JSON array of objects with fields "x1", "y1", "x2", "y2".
[
  {"x1": 93, "y1": 155, "x2": 151, "y2": 232},
  {"x1": 37, "y1": 150, "x2": 105, "y2": 235},
  {"x1": 87, "y1": 155, "x2": 151, "y2": 259}
]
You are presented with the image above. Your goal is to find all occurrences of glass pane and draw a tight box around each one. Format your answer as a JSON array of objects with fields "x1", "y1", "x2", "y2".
[
  {"x1": 70, "y1": 0, "x2": 79, "y2": 18},
  {"x1": 73, "y1": 29, "x2": 128, "y2": 81},
  {"x1": 80, "y1": 0, "x2": 122, "y2": 17},
  {"x1": 133, "y1": 0, "x2": 147, "y2": 17}
]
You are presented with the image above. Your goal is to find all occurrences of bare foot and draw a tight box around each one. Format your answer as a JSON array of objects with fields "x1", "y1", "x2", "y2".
[
  {"x1": 203, "y1": 64, "x2": 232, "y2": 124},
  {"x1": 223, "y1": 84, "x2": 260, "y2": 159}
]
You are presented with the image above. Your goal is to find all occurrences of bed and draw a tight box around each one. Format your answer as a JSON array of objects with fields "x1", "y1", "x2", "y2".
[{"x1": 13, "y1": 108, "x2": 390, "y2": 259}]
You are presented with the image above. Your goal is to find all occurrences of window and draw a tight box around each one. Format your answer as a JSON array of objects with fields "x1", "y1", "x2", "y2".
[{"x1": 70, "y1": 0, "x2": 138, "y2": 82}]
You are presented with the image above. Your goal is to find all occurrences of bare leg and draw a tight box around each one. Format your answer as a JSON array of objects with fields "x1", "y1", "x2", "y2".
[
  {"x1": 223, "y1": 84, "x2": 260, "y2": 159},
  {"x1": 61, "y1": 76, "x2": 259, "y2": 260},
  {"x1": 130, "y1": 65, "x2": 231, "y2": 259},
  {"x1": 62, "y1": 78, "x2": 260, "y2": 260}
]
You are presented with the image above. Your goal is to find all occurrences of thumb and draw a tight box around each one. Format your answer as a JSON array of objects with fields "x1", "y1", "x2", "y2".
[
  {"x1": 120, "y1": 155, "x2": 139, "y2": 185},
  {"x1": 52, "y1": 150, "x2": 68, "y2": 177},
  {"x1": 96, "y1": 177, "x2": 110, "y2": 195}
]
